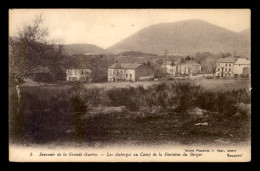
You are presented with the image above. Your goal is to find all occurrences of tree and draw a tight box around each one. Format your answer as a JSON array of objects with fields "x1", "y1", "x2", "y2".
[
  {"x1": 9, "y1": 14, "x2": 63, "y2": 100},
  {"x1": 210, "y1": 64, "x2": 217, "y2": 76},
  {"x1": 9, "y1": 14, "x2": 55, "y2": 84},
  {"x1": 185, "y1": 56, "x2": 191, "y2": 61},
  {"x1": 171, "y1": 60, "x2": 175, "y2": 67}
]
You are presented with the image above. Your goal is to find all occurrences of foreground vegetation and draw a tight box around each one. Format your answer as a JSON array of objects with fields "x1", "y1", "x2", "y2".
[{"x1": 9, "y1": 82, "x2": 251, "y2": 145}]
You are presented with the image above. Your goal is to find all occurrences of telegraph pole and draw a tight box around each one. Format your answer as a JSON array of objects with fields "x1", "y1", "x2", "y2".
[
  {"x1": 164, "y1": 49, "x2": 168, "y2": 73},
  {"x1": 164, "y1": 49, "x2": 168, "y2": 65}
]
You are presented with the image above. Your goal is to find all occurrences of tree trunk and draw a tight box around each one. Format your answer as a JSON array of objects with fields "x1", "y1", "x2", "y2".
[{"x1": 16, "y1": 85, "x2": 21, "y2": 102}]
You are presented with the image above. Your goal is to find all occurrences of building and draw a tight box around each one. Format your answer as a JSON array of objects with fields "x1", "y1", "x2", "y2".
[
  {"x1": 108, "y1": 63, "x2": 153, "y2": 82},
  {"x1": 215, "y1": 56, "x2": 237, "y2": 77},
  {"x1": 66, "y1": 68, "x2": 92, "y2": 82},
  {"x1": 177, "y1": 60, "x2": 201, "y2": 76},
  {"x1": 164, "y1": 61, "x2": 177, "y2": 76},
  {"x1": 233, "y1": 58, "x2": 250, "y2": 78},
  {"x1": 31, "y1": 66, "x2": 53, "y2": 82},
  {"x1": 215, "y1": 56, "x2": 250, "y2": 78},
  {"x1": 163, "y1": 59, "x2": 201, "y2": 77}
]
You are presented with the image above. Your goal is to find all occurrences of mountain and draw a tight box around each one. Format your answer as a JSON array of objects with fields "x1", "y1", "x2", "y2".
[
  {"x1": 62, "y1": 44, "x2": 106, "y2": 56},
  {"x1": 107, "y1": 19, "x2": 250, "y2": 56},
  {"x1": 239, "y1": 28, "x2": 250, "y2": 37}
]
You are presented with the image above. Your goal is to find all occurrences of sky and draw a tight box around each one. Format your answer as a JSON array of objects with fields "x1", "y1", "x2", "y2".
[{"x1": 9, "y1": 9, "x2": 251, "y2": 49}]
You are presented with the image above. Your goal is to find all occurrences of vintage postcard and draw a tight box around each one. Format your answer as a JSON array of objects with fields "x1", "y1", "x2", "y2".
[{"x1": 9, "y1": 9, "x2": 251, "y2": 162}]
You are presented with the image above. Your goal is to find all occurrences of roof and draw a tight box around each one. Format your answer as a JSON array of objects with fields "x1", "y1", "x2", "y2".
[
  {"x1": 164, "y1": 60, "x2": 176, "y2": 65},
  {"x1": 179, "y1": 60, "x2": 200, "y2": 65},
  {"x1": 32, "y1": 66, "x2": 50, "y2": 73},
  {"x1": 217, "y1": 56, "x2": 237, "y2": 63},
  {"x1": 67, "y1": 68, "x2": 91, "y2": 71},
  {"x1": 234, "y1": 58, "x2": 250, "y2": 65},
  {"x1": 108, "y1": 63, "x2": 143, "y2": 69}
]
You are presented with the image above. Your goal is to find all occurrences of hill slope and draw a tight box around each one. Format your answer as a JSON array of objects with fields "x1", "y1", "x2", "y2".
[
  {"x1": 107, "y1": 19, "x2": 250, "y2": 56},
  {"x1": 62, "y1": 44, "x2": 106, "y2": 55}
]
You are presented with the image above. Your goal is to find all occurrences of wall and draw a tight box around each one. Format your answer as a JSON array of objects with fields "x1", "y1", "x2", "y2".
[
  {"x1": 125, "y1": 69, "x2": 136, "y2": 81},
  {"x1": 108, "y1": 69, "x2": 126, "y2": 82},
  {"x1": 165, "y1": 65, "x2": 177, "y2": 76},
  {"x1": 177, "y1": 64, "x2": 201, "y2": 75},
  {"x1": 215, "y1": 62, "x2": 234, "y2": 77},
  {"x1": 233, "y1": 64, "x2": 250, "y2": 76},
  {"x1": 66, "y1": 69, "x2": 91, "y2": 81},
  {"x1": 135, "y1": 65, "x2": 153, "y2": 81}
]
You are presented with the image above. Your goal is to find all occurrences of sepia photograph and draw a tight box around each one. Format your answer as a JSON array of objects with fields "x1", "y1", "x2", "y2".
[{"x1": 8, "y1": 9, "x2": 251, "y2": 162}]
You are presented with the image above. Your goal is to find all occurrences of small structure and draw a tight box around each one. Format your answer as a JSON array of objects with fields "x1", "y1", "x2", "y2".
[
  {"x1": 108, "y1": 63, "x2": 153, "y2": 82},
  {"x1": 66, "y1": 68, "x2": 92, "y2": 82},
  {"x1": 233, "y1": 58, "x2": 250, "y2": 78},
  {"x1": 31, "y1": 66, "x2": 52, "y2": 82}
]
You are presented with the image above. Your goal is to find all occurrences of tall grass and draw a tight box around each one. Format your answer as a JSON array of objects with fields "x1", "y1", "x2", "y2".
[
  {"x1": 106, "y1": 82, "x2": 250, "y2": 116},
  {"x1": 9, "y1": 82, "x2": 251, "y2": 144}
]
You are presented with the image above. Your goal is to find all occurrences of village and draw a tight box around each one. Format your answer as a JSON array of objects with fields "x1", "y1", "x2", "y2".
[{"x1": 62, "y1": 54, "x2": 250, "y2": 85}]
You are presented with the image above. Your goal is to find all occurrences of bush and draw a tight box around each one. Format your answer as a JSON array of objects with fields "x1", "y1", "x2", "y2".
[
  {"x1": 9, "y1": 82, "x2": 251, "y2": 144},
  {"x1": 107, "y1": 87, "x2": 143, "y2": 111},
  {"x1": 9, "y1": 89, "x2": 88, "y2": 143}
]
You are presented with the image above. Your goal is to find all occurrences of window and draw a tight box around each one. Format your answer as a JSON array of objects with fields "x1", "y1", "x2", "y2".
[
  {"x1": 67, "y1": 69, "x2": 72, "y2": 75},
  {"x1": 80, "y1": 77, "x2": 86, "y2": 81},
  {"x1": 229, "y1": 64, "x2": 231, "y2": 67},
  {"x1": 225, "y1": 64, "x2": 227, "y2": 67},
  {"x1": 218, "y1": 68, "x2": 220, "y2": 71},
  {"x1": 130, "y1": 74, "x2": 132, "y2": 78},
  {"x1": 113, "y1": 70, "x2": 116, "y2": 74},
  {"x1": 126, "y1": 74, "x2": 128, "y2": 78},
  {"x1": 69, "y1": 77, "x2": 77, "y2": 81},
  {"x1": 229, "y1": 68, "x2": 231, "y2": 72},
  {"x1": 225, "y1": 68, "x2": 227, "y2": 72},
  {"x1": 121, "y1": 70, "x2": 123, "y2": 74}
]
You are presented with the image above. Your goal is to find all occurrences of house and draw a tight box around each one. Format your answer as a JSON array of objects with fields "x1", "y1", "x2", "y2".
[
  {"x1": 31, "y1": 66, "x2": 52, "y2": 82},
  {"x1": 66, "y1": 68, "x2": 92, "y2": 82},
  {"x1": 215, "y1": 56, "x2": 237, "y2": 77},
  {"x1": 163, "y1": 59, "x2": 201, "y2": 77},
  {"x1": 215, "y1": 56, "x2": 250, "y2": 78},
  {"x1": 176, "y1": 60, "x2": 201, "y2": 76},
  {"x1": 233, "y1": 58, "x2": 250, "y2": 78},
  {"x1": 164, "y1": 61, "x2": 177, "y2": 76},
  {"x1": 108, "y1": 63, "x2": 153, "y2": 82}
]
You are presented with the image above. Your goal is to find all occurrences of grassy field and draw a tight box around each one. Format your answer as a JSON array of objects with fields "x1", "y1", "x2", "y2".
[
  {"x1": 9, "y1": 79, "x2": 251, "y2": 146},
  {"x1": 82, "y1": 79, "x2": 250, "y2": 92},
  {"x1": 18, "y1": 78, "x2": 250, "y2": 92}
]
